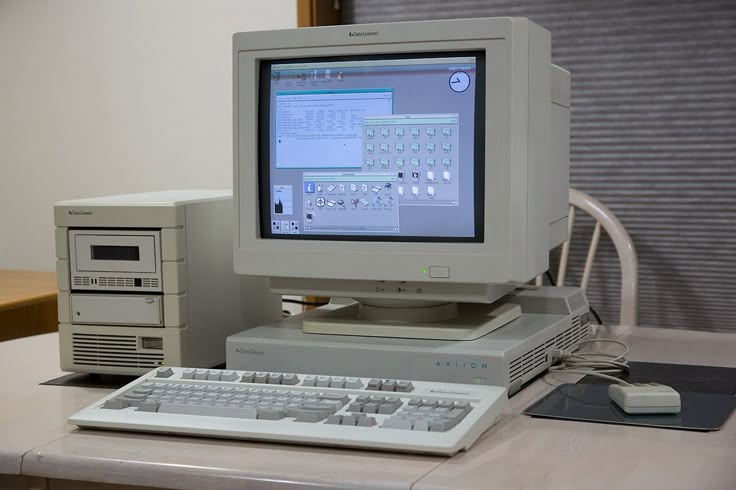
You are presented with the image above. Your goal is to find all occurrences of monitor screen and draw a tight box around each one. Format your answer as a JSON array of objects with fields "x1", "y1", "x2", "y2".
[{"x1": 258, "y1": 52, "x2": 485, "y2": 242}]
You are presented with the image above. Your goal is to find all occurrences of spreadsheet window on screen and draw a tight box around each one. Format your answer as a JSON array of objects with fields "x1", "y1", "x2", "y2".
[{"x1": 260, "y1": 53, "x2": 484, "y2": 241}]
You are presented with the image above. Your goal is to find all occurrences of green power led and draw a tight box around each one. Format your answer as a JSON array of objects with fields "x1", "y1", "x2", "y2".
[{"x1": 422, "y1": 268, "x2": 428, "y2": 274}]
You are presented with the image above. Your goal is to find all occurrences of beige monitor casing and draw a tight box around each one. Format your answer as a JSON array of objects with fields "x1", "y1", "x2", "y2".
[{"x1": 233, "y1": 17, "x2": 570, "y2": 304}]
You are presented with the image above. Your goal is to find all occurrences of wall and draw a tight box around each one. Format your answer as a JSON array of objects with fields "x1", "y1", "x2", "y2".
[
  {"x1": 343, "y1": 0, "x2": 736, "y2": 332},
  {"x1": 0, "y1": 0, "x2": 296, "y2": 271}
]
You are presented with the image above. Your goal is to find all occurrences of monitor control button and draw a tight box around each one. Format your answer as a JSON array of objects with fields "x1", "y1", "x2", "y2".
[{"x1": 429, "y1": 266, "x2": 450, "y2": 278}]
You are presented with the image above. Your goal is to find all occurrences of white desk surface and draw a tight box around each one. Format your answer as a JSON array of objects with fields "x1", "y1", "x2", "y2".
[{"x1": 2, "y1": 327, "x2": 735, "y2": 490}]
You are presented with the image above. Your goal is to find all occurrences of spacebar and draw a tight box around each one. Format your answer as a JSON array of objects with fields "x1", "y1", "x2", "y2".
[{"x1": 157, "y1": 403, "x2": 258, "y2": 419}]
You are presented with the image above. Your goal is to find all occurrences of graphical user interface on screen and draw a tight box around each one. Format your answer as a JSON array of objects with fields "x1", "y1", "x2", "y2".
[{"x1": 261, "y1": 53, "x2": 482, "y2": 240}]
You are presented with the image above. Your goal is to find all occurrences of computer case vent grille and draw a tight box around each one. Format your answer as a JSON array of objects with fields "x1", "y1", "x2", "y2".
[
  {"x1": 71, "y1": 276, "x2": 160, "y2": 288},
  {"x1": 72, "y1": 333, "x2": 164, "y2": 368},
  {"x1": 508, "y1": 315, "x2": 587, "y2": 388}
]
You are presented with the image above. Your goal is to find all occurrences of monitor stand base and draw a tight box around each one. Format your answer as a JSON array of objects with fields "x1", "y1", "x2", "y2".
[{"x1": 302, "y1": 301, "x2": 521, "y2": 341}]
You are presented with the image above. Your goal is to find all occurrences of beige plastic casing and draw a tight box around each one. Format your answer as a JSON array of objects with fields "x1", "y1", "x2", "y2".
[
  {"x1": 233, "y1": 17, "x2": 570, "y2": 304},
  {"x1": 55, "y1": 190, "x2": 282, "y2": 375}
]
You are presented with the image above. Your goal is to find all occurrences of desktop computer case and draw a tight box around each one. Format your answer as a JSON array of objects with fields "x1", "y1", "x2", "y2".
[
  {"x1": 227, "y1": 287, "x2": 590, "y2": 395},
  {"x1": 55, "y1": 190, "x2": 282, "y2": 375}
]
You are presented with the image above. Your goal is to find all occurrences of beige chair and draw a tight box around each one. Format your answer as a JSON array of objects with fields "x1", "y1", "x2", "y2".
[{"x1": 537, "y1": 188, "x2": 638, "y2": 326}]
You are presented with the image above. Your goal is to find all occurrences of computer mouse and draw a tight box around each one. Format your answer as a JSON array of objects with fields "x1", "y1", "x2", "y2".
[{"x1": 608, "y1": 383, "x2": 681, "y2": 414}]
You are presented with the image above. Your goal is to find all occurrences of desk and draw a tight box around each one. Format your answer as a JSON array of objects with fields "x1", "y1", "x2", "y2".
[
  {"x1": 1, "y1": 327, "x2": 735, "y2": 490},
  {"x1": 0, "y1": 270, "x2": 58, "y2": 342}
]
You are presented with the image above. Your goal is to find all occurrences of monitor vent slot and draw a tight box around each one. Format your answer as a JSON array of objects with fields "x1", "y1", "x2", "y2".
[{"x1": 72, "y1": 333, "x2": 163, "y2": 368}]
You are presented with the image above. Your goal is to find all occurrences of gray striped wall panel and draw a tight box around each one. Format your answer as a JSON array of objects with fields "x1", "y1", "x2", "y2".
[{"x1": 343, "y1": 0, "x2": 736, "y2": 331}]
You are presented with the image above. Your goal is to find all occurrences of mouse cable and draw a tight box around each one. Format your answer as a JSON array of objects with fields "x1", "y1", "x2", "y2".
[{"x1": 549, "y1": 338, "x2": 632, "y2": 386}]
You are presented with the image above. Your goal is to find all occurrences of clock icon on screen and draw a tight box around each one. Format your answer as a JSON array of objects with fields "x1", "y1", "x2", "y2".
[{"x1": 449, "y1": 71, "x2": 470, "y2": 93}]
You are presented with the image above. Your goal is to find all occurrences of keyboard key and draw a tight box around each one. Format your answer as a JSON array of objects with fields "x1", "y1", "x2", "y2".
[
  {"x1": 302, "y1": 375, "x2": 317, "y2": 386},
  {"x1": 378, "y1": 403, "x2": 398, "y2": 415},
  {"x1": 363, "y1": 402, "x2": 379, "y2": 414},
  {"x1": 345, "y1": 377, "x2": 363, "y2": 389},
  {"x1": 282, "y1": 374, "x2": 300, "y2": 385},
  {"x1": 221, "y1": 371, "x2": 239, "y2": 382},
  {"x1": 319, "y1": 393, "x2": 349, "y2": 405},
  {"x1": 155, "y1": 367, "x2": 174, "y2": 378},
  {"x1": 316, "y1": 376, "x2": 331, "y2": 387},
  {"x1": 347, "y1": 402, "x2": 364, "y2": 412},
  {"x1": 194, "y1": 369, "x2": 209, "y2": 380},
  {"x1": 429, "y1": 420, "x2": 454, "y2": 432},
  {"x1": 268, "y1": 373, "x2": 283, "y2": 384},
  {"x1": 241, "y1": 371, "x2": 255, "y2": 383},
  {"x1": 254, "y1": 373, "x2": 269, "y2": 383},
  {"x1": 158, "y1": 403, "x2": 257, "y2": 419},
  {"x1": 381, "y1": 380, "x2": 397, "y2": 391},
  {"x1": 181, "y1": 369, "x2": 195, "y2": 379},
  {"x1": 381, "y1": 418, "x2": 412, "y2": 430},
  {"x1": 367, "y1": 379, "x2": 382, "y2": 390},
  {"x1": 356, "y1": 415, "x2": 377, "y2": 427},
  {"x1": 294, "y1": 410, "x2": 328, "y2": 423},
  {"x1": 207, "y1": 370, "x2": 221, "y2": 381},
  {"x1": 258, "y1": 408, "x2": 285, "y2": 420},
  {"x1": 102, "y1": 399, "x2": 126, "y2": 410},
  {"x1": 397, "y1": 381, "x2": 414, "y2": 392},
  {"x1": 341, "y1": 415, "x2": 358, "y2": 426}
]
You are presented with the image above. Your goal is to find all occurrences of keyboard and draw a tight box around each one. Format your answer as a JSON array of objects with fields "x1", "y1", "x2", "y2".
[{"x1": 69, "y1": 367, "x2": 507, "y2": 455}]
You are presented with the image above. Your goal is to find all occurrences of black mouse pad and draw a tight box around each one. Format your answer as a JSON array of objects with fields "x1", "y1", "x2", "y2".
[
  {"x1": 525, "y1": 383, "x2": 736, "y2": 431},
  {"x1": 579, "y1": 361, "x2": 736, "y2": 395},
  {"x1": 41, "y1": 372, "x2": 138, "y2": 389}
]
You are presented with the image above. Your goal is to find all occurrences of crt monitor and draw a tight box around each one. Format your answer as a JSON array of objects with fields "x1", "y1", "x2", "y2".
[{"x1": 233, "y1": 17, "x2": 571, "y2": 340}]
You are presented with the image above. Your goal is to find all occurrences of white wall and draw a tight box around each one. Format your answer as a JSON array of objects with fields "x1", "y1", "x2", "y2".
[{"x1": 0, "y1": 0, "x2": 296, "y2": 271}]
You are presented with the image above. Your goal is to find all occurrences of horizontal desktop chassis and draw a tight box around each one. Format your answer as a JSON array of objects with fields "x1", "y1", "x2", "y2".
[{"x1": 227, "y1": 286, "x2": 590, "y2": 395}]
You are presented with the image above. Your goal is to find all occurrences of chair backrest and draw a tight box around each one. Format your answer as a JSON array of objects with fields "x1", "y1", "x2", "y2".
[{"x1": 536, "y1": 188, "x2": 638, "y2": 326}]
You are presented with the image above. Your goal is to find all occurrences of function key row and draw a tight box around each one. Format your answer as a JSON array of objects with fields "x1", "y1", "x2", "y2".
[
  {"x1": 155, "y1": 368, "x2": 415, "y2": 393},
  {"x1": 367, "y1": 378, "x2": 414, "y2": 393},
  {"x1": 240, "y1": 371, "x2": 301, "y2": 385}
]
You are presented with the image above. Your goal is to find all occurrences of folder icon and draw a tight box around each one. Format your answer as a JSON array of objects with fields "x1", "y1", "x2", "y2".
[
  {"x1": 442, "y1": 158, "x2": 451, "y2": 167},
  {"x1": 410, "y1": 128, "x2": 420, "y2": 137},
  {"x1": 410, "y1": 158, "x2": 420, "y2": 166},
  {"x1": 442, "y1": 143, "x2": 451, "y2": 152},
  {"x1": 365, "y1": 128, "x2": 375, "y2": 137},
  {"x1": 442, "y1": 128, "x2": 451, "y2": 137},
  {"x1": 426, "y1": 128, "x2": 436, "y2": 137},
  {"x1": 395, "y1": 127, "x2": 405, "y2": 137},
  {"x1": 426, "y1": 158, "x2": 435, "y2": 167},
  {"x1": 395, "y1": 158, "x2": 405, "y2": 167}
]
